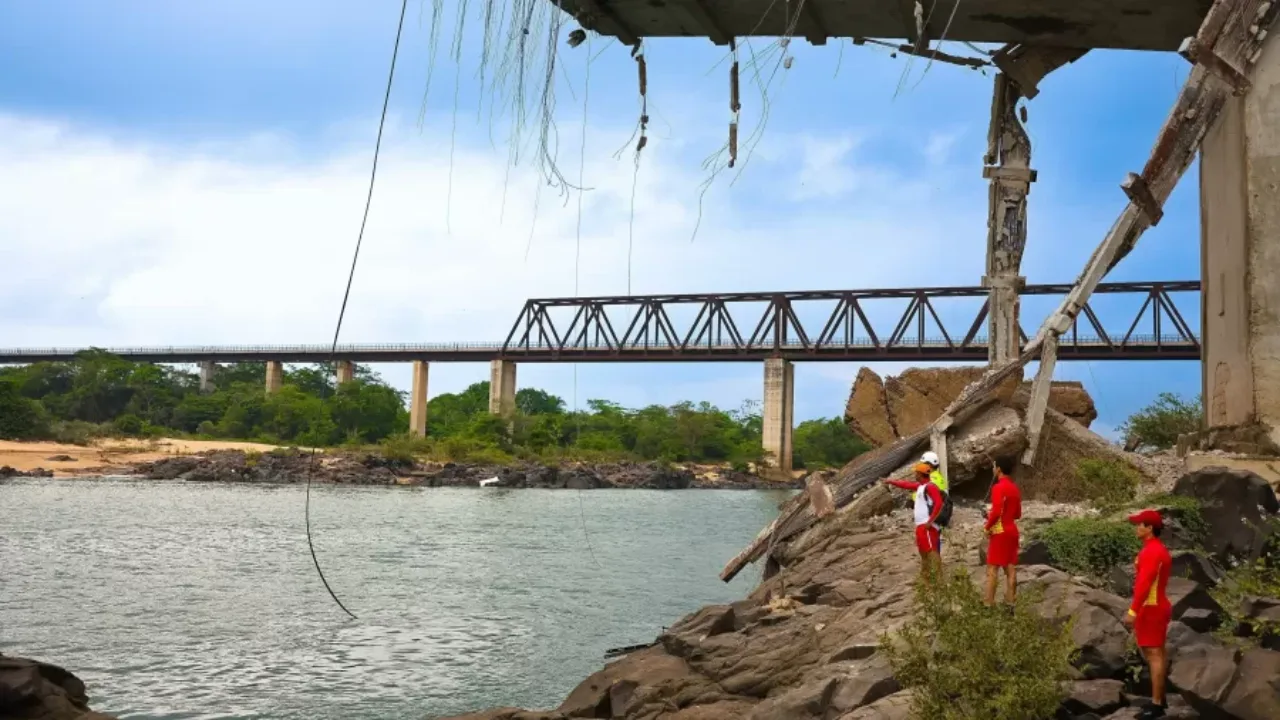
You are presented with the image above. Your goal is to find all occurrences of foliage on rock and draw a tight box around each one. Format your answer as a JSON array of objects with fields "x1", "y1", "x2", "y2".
[
  {"x1": 1075, "y1": 458, "x2": 1140, "y2": 511},
  {"x1": 1210, "y1": 553, "x2": 1280, "y2": 644},
  {"x1": 1119, "y1": 392, "x2": 1201, "y2": 450},
  {"x1": 1037, "y1": 518, "x2": 1141, "y2": 578},
  {"x1": 881, "y1": 569, "x2": 1077, "y2": 720}
]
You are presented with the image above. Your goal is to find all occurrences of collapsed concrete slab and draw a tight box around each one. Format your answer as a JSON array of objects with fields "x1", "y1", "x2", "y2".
[{"x1": 844, "y1": 366, "x2": 1096, "y2": 448}]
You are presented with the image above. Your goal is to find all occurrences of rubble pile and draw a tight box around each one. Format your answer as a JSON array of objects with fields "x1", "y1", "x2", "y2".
[{"x1": 844, "y1": 367, "x2": 1142, "y2": 501}]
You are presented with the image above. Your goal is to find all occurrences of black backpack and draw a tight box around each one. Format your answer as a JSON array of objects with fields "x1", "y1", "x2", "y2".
[{"x1": 929, "y1": 487, "x2": 954, "y2": 528}]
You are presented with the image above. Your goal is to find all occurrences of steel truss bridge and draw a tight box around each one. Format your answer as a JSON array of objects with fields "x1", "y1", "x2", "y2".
[{"x1": 0, "y1": 281, "x2": 1201, "y2": 365}]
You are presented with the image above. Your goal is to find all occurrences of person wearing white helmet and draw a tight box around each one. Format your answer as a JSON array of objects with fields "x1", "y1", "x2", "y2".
[{"x1": 918, "y1": 451, "x2": 948, "y2": 551}]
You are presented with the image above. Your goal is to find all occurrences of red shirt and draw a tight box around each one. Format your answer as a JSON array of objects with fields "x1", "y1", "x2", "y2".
[
  {"x1": 984, "y1": 475, "x2": 1022, "y2": 534},
  {"x1": 1131, "y1": 537, "x2": 1172, "y2": 614}
]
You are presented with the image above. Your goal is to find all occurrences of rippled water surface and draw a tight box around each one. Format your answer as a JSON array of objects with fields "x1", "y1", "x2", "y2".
[{"x1": 1, "y1": 480, "x2": 787, "y2": 719}]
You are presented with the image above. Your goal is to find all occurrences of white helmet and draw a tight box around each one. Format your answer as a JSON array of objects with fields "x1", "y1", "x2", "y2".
[{"x1": 920, "y1": 451, "x2": 940, "y2": 467}]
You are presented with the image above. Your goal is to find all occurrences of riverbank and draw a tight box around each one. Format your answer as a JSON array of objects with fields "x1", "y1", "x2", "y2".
[
  {"x1": 442, "y1": 465, "x2": 1280, "y2": 719},
  {"x1": 0, "y1": 439, "x2": 803, "y2": 489}
]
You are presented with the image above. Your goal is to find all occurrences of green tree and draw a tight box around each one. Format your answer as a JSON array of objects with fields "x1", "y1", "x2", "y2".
[
  {"x1": 515, "y1": 387, "x2": 565, "y2": 415},
  {"x1": 793, "y1": 417, "x2": 868, "y2": 469},
  {"x1": 0, "y1": 379, "x2": 47, "y2": 439},
  {"x1": 1120, "y1": 392, "x2": 1202, "y2": 450}
]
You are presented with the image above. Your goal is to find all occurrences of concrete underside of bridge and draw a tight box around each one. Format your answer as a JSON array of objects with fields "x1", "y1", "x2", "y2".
[
  {"x1": 1201, "y1": 31, "x2": 1280, "y2": 445},
  {"x1": 553, "y1": 0, "x2": 1208, "y2": 51}
]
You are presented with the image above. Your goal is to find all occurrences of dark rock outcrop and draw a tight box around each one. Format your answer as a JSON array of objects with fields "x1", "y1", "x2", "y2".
[
  {"x1": 0, "y1": 466, "x2": 53, "y2": 478},
  {"x1": 1172, "y1": 466, "x2": 1280, "y2": 565},
  {"x1": 129, "y1": 451, "x2": 799, "y2": 489},
  {"x1": 0, "y1": 654, "x2": 116, "y2": 719}
]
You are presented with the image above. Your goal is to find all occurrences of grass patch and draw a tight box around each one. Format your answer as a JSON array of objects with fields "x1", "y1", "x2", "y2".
[
  {"x1": 882, "y1": 569, "x2": 1077, "y2": 720},
  {"x1": 1076, "y1": 459, "x2": 1141, "y2": 511},
  {"x1": 1036, "y1": 517, "x2": 1142, "y2": 578}
]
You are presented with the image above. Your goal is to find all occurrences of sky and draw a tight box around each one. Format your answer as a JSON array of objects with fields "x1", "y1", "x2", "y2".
[{"x1": 0, "y1": 0, "x2": 1205, "y2": 438}]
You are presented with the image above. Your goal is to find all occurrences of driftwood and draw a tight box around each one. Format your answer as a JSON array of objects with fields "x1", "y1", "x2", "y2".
[{"x1": 721, "y1": 0, "x2": 1280, "y2": 584}]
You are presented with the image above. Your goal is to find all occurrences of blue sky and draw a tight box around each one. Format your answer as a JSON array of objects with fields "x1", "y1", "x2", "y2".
[{"x1": 0, "y1": 1, "x2": 1203, "y2": 437}]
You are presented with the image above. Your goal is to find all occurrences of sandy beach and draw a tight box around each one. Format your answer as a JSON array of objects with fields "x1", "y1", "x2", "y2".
[{"x1": 0, "y1": 438, "x2": 286, "y2": 477}]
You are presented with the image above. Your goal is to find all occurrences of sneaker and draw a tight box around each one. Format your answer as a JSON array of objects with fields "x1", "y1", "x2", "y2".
[{"x1": 1136, "y1": 702, "x2": 1167, "y2": 719}]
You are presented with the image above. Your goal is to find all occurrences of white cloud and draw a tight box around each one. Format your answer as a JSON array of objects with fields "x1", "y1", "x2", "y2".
[{"x1": 0, "y1": 110, "x2": 993, "y2": 410}]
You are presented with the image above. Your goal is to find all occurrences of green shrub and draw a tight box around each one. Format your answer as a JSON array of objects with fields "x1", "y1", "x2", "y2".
[
  {"x1": 379, "y1": 433, "x2": 432, "y2": 465},
  {"x1": 1120, "y1": 392, "x2": 1202, "y2": 450},
  {"x1": 113, "y1": 414, "x2": 144, "y2": 436},
  {"x1": 1138, "y1": 494, "x2": 1209, "y2": 544},
  {"x1": 1076, "y1": 459, "x2": 1140, "y2": 511},
  {"x1": 48, "y1": 420, "x2": 110, "y2": 446},
  {"x1": 1038, "y1": 518, "x2": 1141, "y2": 578},
  {"x1": 882, "y1": 569, "x2": 1077, "y2": 720},
  {"x1": 1209, "y1": 557, "x2": 1280, "y2": 644}
]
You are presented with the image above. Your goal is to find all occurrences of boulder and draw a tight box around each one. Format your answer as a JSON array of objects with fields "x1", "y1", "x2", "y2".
[
  {"x1": 1061, "y1": 679, "x2": 1125, "y2": 716},
  {"x1": 0, "y1": 654, "x2": 117, "y2": 720},
  {"x1": 1169, "y1": 553, "x2": 1225, "y2": 590},
  {"x1": 1172, "y1": 467, "x2": 1280, "y2": 565},
  {"x1": 834, "y1": 689, "x2": 913, "y2": 720},
  {"x1": 1166, "y1": 578, "x2": 1223, "y2": 627},
  {"x1": 1219, "y1": 648, "x2": 1280, "y2": 720}
]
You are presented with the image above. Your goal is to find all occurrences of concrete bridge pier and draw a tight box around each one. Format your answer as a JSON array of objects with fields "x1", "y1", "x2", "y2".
[
  {"x1": 409, "y1": 360, "x2": 429, "y2": 437},
  {"x1": 199, "y1": 361, "x2": 218, "y2": 394},
  {"x1": 335, "y1": 360, "x2": 355, "y2": 385},
  {"x1": 762, "y1": 358, "x2": 795, "y2": 475},
  {"x1": 265, "y1": 361, "x2": 283, "y2": 395},
  {"x1": 1199, "y1": 35, "x2": 1280, "y2": 444},
  {"x1": 488, "y1": 360, "x2": 517, "y2": 418}
]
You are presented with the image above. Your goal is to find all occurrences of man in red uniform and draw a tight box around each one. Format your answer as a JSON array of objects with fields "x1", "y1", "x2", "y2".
[
  {"x1": 1126, "y1": 509, "x2": 1172, "y2": 719},
  {"x1": 983, "y1": 455, "x2": 1023, "y2": 606},
  {"x1": 884, "y1": 463, "x2": 945, "y2": 583}
]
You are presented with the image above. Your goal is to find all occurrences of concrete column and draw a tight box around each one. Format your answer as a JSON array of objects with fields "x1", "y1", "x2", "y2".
[
  {"x1": 335, "y1": 360, "x2": 355, "y2": 385},
  {"x1": 1200, "y1": 35, "x2": 1280, "y2": 444},
  {"x1": 488, "y1": 359, "x2": 517, "y2": 417},
  {"x1": 983, "y1": 74, "x2": 1033, "y2": 366},
  {"x1": 199, "y1": 361, "x2": 218, "y2": 394},
  {"x1": 761, "y1": 358, "x2": 794, "y2": 475},
  {"x1": 264, "y1": 360, "x2": 284, "y2": 395},
  {"x1": 409, "y1": 360, "x2": 428, "y2": 437}
]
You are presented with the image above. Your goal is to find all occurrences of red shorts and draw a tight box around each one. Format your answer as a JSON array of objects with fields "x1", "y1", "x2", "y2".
[
  {"x1": 1134, "y1": 605, "x2": 1172, "y2": 648},
  {"x1": 986, "y1": 529, "x2": 1020, "y2": 566},
  {"x1": 915, "y1": 525, "x2": 940, "y2": 555}
]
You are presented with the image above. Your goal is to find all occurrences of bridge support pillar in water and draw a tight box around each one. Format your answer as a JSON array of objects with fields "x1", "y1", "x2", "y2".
[
  {"x1": 199, "y1": 361, "x2": 217, "y2": 394},
  {"x1": 488, "y1": 359, "x2": 517, "y2": 418},
  {"x1": 264, "y1": 361, "x2": 283, "y2": 395},
  {"x1": 409, "y1": 360, "x2": 429, "y2": 437},
  {"x1": 1200, "y1": 35, "x2": 1280, "y2": 444},
  {"x1": 762, "y1": 358, "x2": 794, "y2": 476},
  {"x1": 335, "y1": 360, "x2": 355, "y2": 385}
]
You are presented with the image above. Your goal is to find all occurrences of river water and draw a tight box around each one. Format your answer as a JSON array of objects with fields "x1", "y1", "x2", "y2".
[{"x1": 1, "y1": 479, "x2": 788, "y2": 719}]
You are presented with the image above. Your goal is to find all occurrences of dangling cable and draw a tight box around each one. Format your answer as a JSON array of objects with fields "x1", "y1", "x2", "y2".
[
  {"x1": 627, "y1": 41, "x2": 648, "y2": 294},
  {"x1": 728, "y1": 39, "x2": 740, "y2": 169},
  {"x1": 304, "y1": 0, "x2": 408, "y2": 621},
  {"x1": 573, "y1": 31, "x2": 602, "y2": 570}
]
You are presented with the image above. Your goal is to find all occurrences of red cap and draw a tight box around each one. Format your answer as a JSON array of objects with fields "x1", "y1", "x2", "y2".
[{"x1": 1127, "y1": 509, "x2": 1164, "y2": 528}]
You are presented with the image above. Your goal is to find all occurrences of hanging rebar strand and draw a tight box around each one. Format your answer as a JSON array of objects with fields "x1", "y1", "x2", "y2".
[
  {"x1": 728, "y1": 39, "x2": 741, "y2": 168},
  {"x1": 633, "y1": 42, "x2": 649, "y2": 154}
]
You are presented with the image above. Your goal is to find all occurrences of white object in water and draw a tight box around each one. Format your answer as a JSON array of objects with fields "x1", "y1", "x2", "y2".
[{"x1": 478, "y1": 477, "x2": 500, "y2": 487}]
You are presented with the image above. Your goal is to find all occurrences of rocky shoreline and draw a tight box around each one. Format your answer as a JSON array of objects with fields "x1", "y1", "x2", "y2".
[
  {"x1": 439, "y1": 465, "x2": 1280, "y2": 720},
  {"x1": 17, "y1": 448, "x2": 804, "y2": 490}
]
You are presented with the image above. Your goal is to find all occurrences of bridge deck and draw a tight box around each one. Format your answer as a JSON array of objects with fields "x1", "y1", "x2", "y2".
[
  {"x1": 552, "y1": 0, "x2": 1208, "y2": 51},
  {"x1": 0, "y1": 281, "x2": 1200, "y2": 364}
]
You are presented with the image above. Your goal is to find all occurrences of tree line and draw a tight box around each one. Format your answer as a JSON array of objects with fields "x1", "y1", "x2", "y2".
[{"x1": 0, "y1": 351, "x2": 868, "y2": 469}]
